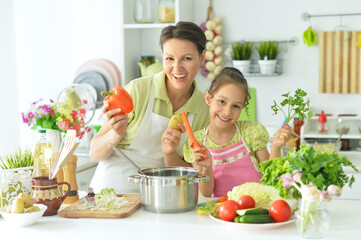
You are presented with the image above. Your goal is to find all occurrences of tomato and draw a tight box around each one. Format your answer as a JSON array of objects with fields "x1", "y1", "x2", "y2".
[
  {"x1": 238, "y1": 195, "x2": 256, "y2": 209},
  {"x1": 269, "y1": 200, "x2": 292, "y2": 222},
  {"x1": 218, "y1": 200, "x2": 240, "y2": 222}
]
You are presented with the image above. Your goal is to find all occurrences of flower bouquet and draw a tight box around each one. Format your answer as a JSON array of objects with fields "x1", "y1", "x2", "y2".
[{"x1": 22, "y1": 98, "x2": 90, "y2": 139}]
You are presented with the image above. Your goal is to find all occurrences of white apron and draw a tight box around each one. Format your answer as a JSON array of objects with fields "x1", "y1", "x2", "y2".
[{"x1": 90, "y1": 83, "x2": 194, "y2": 193}]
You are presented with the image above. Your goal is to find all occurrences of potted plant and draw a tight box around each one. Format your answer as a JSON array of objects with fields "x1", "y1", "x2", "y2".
[
  {"x1": 256, "y1": 41, "x2": 279, "y2": 75},
  {"x1": 0, "y1": 148, "x2": 35, "y2": 208},
  {"x1": 230, "y1": 41, "x2": 254, "y2": 74}
]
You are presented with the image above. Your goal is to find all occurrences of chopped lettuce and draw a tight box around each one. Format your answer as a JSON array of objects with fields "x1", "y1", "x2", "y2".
[
  {"x1": 92, "y1": 188, "x2": 130, "y2": 211},
  {"x1": 227, "y1": 182, "x2": 298, "y2": 211}
]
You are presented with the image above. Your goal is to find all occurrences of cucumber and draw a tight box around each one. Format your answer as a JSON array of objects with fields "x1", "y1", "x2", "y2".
[
  {"x1": 240, "y1": 214, "x2": 273, "y2": 224},
  {"x1": 236, "y1": 207, "x2": 270, "y2": 216},
  {"x1": 234, "y1": 216, "x2": 241, "y2": 223}
]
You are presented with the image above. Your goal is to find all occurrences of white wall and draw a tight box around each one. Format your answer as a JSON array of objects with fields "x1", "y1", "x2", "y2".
[
  {"x1": 1, "y1": 0, "x2": 361, "y2": 155},
  {"x1": 0, "y1": 0, "x2": 19, "y2": 155},
  {"x1": 194, "y1": 0, "x2": 361, "y2": 130},
  {"x1": 0, "y1": 0, "x2": 122, "y2": 155}
]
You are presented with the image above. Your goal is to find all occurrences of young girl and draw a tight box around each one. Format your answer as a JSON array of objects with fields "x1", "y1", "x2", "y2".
[{"x1": 183, "y1": 67, "x2": 291, "y2": 197}]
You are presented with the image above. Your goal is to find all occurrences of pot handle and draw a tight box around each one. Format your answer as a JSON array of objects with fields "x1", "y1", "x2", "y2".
[
  {"x1": 195, "y1": 174, "x2": 209, "y2": 183},
  {"x1": 128, "y1": 175, "x2": 141, "y2": 184}
]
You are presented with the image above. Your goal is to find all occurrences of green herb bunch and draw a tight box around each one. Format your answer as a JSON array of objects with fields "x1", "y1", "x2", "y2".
[
  {"x1": 256, "y1": 41, "x2": 279, "y2": 60},
  {"x1": 0, "y1": 148, "x2": 34, "y2": 170},
  {"x1": 231, "y1": 41, "x2": 254, "y2": 60},
  {"x1": 260, "y1": 145, "x2": 358, "y2": 199},
  {"x1": 271, "y1": 88, "x2": 313, "y2": 124}
]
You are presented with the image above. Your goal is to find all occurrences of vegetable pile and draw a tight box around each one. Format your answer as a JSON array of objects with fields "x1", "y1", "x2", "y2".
[
  {"x1": 260, "y1": 145, "x2": 358, "y2": 199},
  {"x1": 198, "y1": 195, "x2": 293, "y2": 224},
  {"x1": 226, "y1": 182, "x2": 297, "y2": 211}
]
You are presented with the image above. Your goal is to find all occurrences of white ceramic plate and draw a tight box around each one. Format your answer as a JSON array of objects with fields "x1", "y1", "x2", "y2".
[
  {"x1": 209, "y1": 214, "x2": 295, "y2": 230},
  {"x1": 77, "y1": 65, "x2": 114, "y2": 90},
  {"x1": 0, "y1": 204, "x2": 47, "y2": 227}
]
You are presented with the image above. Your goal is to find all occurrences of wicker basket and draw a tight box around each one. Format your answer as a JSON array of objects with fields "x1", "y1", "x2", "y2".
[{"x1": 0, "y1": 166, "x2": 35, "y2": 208}]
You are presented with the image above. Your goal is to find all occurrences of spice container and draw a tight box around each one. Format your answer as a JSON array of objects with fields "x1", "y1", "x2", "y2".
[
  {"x1": 134, "y1": 0, "x2": 156, "y2": 23},
  {"x1": 158, "y1": 0, "x2": 175, "y2": 23}
]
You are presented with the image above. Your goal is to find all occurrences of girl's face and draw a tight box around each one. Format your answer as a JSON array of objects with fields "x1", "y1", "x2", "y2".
[
  {"x1": 205, "y1": 84, "x2": 246, "y2": 129},
  {"x1": 162, "y1": 39, "x2": 205, "y2": 92}
]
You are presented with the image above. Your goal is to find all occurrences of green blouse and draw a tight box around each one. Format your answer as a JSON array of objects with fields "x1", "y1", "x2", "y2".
[{"x1": 183, "y1": 121, "x2": 269, "y2": 163}]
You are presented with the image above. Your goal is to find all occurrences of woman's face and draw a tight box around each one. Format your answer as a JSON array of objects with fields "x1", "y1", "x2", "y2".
[
  {"x1": 205, "y1": 84, "x2": 245, "y2": 129},
  {"x1": 162, "y1": 39, "x2": 205, "y2": 92}
]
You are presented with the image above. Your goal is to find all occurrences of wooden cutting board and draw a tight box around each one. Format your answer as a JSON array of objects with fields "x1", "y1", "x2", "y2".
[
  {"x1": 319, "y1": 31, "x2": 361, "y2": 93},
  {"x1": 59, "y1": 194, "x2": 141, "y2": 219}
]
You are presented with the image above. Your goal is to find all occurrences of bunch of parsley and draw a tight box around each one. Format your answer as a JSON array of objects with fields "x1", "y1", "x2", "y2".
[
  {"x1": 271, "y1": 88, "x2": 313, "y2": 124},
  {"x1": 260, "y1": 145, "x2": 358, "y2": 199}
]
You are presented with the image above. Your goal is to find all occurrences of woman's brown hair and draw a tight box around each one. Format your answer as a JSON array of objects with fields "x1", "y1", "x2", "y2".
[
  {"x1": 159, "y1": 21, "x2": 206, "y2": 55},
  {"x1": 208, "y1": 67, "x2": 251, "y2": 117}
]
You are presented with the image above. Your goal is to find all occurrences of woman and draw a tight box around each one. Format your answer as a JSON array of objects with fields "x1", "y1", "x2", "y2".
[{"x1": 89, "y1": 21, "x2": 210, "y2": 193}]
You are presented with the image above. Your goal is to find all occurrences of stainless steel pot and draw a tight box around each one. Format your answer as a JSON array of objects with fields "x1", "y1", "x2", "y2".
[{"x1": 128, "y1": 167, "x2": 209, "y2": 213}]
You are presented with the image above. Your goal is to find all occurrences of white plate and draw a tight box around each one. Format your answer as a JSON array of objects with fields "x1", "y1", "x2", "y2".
[
  {"x1": 209, "y1": 214, "x2": 295, "y2": 230},
  {"x1": 77, "y1": 65, "x2": 114, "y2": 90}
]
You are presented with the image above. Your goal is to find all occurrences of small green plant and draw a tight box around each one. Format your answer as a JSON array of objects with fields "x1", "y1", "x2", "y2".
[
  {"x1": 271, "y1": 88, "x2": 313, "y2": 124},
  {"x1": 231, "y1": 41, "x2": 254, "y2": 60},
  {"x1": 256, "y1": 41, "x2": 279, "y2": 60},
  {"x1": 0, "y1": 148, "x2": 34, "y2": 170}
]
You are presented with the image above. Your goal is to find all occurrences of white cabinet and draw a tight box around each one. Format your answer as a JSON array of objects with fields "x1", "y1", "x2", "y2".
[
  {"x1": 300, "y1": 107, "x2": 361, "y2": 200},
  {"x1": 120, "y1": 0, "x2": 194, "y2": 85}
]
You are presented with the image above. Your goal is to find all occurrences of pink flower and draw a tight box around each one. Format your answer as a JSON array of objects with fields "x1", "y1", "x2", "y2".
[
  {"x1": 63, "y1": 118, "x2": 71, "y2": 126},
  {"x1": 79, "y1": 108, "x2": 86, "y2": 115}
]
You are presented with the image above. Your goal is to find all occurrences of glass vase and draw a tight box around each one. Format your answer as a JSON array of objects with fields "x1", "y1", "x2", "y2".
[{"x1": 295, "y1": 200, "x2": 330, "y2": 239}]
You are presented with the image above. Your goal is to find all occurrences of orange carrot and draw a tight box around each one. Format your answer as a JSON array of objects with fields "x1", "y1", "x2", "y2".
[{"x1": 181, "y1": 111, "x2": 206, "y2": 155}]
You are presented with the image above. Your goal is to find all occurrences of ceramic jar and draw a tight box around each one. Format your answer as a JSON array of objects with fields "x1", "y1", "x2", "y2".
[
  {"x1": 295, "y1": 200, "x2": 330, "y2": 239},
  {"x1": 31, "y1": 176, "x2": 71, "y2": 216}
]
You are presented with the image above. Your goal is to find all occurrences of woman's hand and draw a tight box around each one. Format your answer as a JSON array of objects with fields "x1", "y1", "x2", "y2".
[
  {"x1": 272, "y1": 124, "x2": 291, "y2": 148},
  {"x1": 161, "y1": 124, "x2": 186, "y2": 155},
  {"x1": 103, "y1": 102, "x2": 129, "y2": 138},
  {"x1": 192, "y1": 142, "x2": 212, "y2": 168}
]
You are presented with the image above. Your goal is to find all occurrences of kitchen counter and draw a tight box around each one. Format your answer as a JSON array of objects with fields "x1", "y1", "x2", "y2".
[{"x1": 0, "y1": 196, "x2": 360, "y2": 240}]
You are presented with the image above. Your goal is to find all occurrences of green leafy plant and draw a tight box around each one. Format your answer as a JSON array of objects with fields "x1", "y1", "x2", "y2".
[
  {"x1": 256, "y1": 41, "x2": 279, "y2": 60},
  {"x1": 260, "y1": 145, "x2": 358, "y2": 199},
  {"x1": 231, "y1": 41, "x2": 254, "y2": 60},
  {"x1": 271, "y1": 88, "x2": 313, "y2": 124},
  {"x1": 0, "y1": 148, "x2": 34, "y2": 170}
]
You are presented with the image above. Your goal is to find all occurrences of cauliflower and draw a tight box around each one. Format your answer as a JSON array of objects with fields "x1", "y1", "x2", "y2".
[{"x1": 227, "y1": 182, "x2": 298, "y2": 211}]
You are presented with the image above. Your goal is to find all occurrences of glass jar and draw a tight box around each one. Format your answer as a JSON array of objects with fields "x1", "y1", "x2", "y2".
[
  {"x1": 336, "y1": 118, "x2": 350, "y2": 135},
  {"x1": 140, "y1": 56, "x2": 155, "y2": 67},
  {"x1": 158, "y1": 0, "x2": 175, "y2": 23},
  {"x1": 134, "y1": 0, "x2": 156, "y2": 23},
  {"x1": 295, "y1": 200, "x2": 330, "y2": 239},
  {"x1": 293, "y1": 117, "x2": 304, "y2": 150}
]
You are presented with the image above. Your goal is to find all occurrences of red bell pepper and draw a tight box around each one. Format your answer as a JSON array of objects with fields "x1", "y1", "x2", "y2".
[{"x1": 101, "y1": 86, "x2": 133, "y2": 116}]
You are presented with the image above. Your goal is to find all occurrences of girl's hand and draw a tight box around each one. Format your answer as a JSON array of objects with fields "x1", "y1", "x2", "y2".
[
  {"x1": 192, "y1": 142, "x2": 212, "y2": 168},
  {"x1": 104, "y1": 102, "x2": 129, "y2": 138},
  {"x1": 272, "y1": 124, "x2": 291, "y2": 148},
  {"x1": 161, "y1": 124, "x2": 186, "y2": 155}
]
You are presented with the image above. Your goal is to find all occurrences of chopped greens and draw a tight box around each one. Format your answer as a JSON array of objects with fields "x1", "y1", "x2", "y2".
[
  {"x1": 260, "y1": 145, "x2": 358, "y2": 199},
  {"x1": 92, "y1": 188, "x2": 130, "y2": 211}
]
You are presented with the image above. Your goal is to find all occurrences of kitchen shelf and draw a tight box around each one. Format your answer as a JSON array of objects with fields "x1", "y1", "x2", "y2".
[{"x1": 120, "y1": 0, "x2": 194, "y2": 85}]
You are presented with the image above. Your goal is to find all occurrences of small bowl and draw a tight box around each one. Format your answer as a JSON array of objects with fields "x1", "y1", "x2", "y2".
[
  {"x1": 0, "y1": 204, "x2": 47, "y2": 227},
  {"x1": 304, "y1": 139, "x2": 341, "y2": 153}
]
